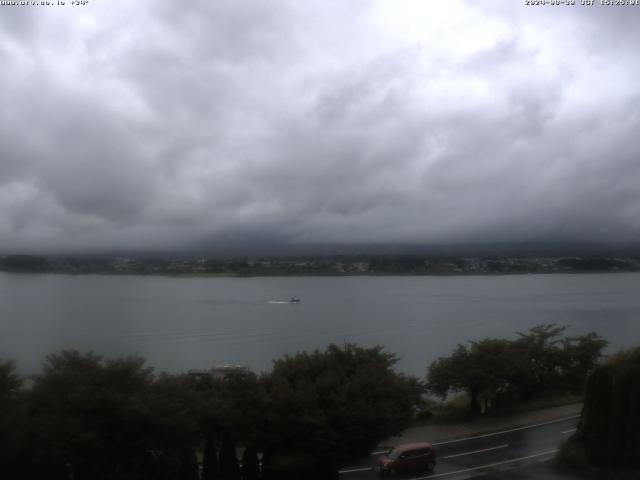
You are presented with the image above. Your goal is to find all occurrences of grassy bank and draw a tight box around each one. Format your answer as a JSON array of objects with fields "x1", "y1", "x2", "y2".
[{"x1": 414, "y1": 393, "x2": 583, "y2": 426}]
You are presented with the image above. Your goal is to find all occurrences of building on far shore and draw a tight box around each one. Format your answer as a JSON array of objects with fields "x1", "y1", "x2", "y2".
[{"x1": 188, "y1": 364, "x2": 250, "y2": 380}]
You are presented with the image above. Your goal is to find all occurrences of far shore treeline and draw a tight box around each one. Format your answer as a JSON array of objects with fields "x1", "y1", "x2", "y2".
[
  {"x1": 0, "y1": 325, "x2": 625, "y2": 480},
  {"x1": 2, "y1": 253, "x2": 640, "y2": 276}
]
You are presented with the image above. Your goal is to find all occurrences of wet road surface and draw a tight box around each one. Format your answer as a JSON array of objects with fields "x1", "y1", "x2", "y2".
[{"x1": 339, "y1": 416, "x2": 580, "y2": 480}]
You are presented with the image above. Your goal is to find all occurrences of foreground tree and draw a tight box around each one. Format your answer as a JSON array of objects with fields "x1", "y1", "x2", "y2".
[
  {"x1": 23, "y1": 351, "x2": 157, "y2": 480},
  {"x1": 513, "y1": 325, "x2": 608, "y2": 399},
  {"x1": 427, "y1": 325, "x2": 607, "y2": 414},
  {"x1": 560, "y1": 332, "x2": 609, "y2": 392},
  {"x1": 187, "y1": 368, "x2": 267, "y2": 480},
  {"x1": 427, "y1": 339, "x2": 518, "y2": 414},
  {"x1": 262, "y1": 344, "x2": 423, "y2": 479},
  {"x1": 572, "y1": 346, "x2": 640, "y2": 468},
  {"x1": 511, "y1": 324, "x2": 569, "y2": 400},
  {"x1": 148, "y1": 373, "x2": 204, "y2": 480},
  {"x1": 218, "y1": 434, "x2": 241, "y2": 480},
  {"x1": 0, "y1": 360, "x2": 24, "y2": 478},
  {"x1": 241, "y1": 446, "x2": 260, "y2": 480},
  {"x1": 0, "y1": 360, "x2": 21, "y2": 407},
  {"x1": 200, "y1": 429, "x2": 219, "y2": 480}
]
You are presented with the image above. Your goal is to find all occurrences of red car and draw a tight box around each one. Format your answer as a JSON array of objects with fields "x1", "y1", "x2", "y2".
[{"x1": 376, "y1": 442, "x2": 436, "y2": 475}]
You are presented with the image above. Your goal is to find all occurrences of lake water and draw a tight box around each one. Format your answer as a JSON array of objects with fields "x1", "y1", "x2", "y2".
[{"x1": 1, "y1": 272, "x2": 639, "y2": 377}]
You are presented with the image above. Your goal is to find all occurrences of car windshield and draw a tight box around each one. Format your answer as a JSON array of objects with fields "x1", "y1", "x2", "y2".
[{"x1": 387, "y1": 448, "x2": 401, "y2": 460}]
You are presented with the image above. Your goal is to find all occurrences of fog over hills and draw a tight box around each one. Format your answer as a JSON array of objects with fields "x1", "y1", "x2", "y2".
[{"x1": 1, "y1": 1, "x2": 640, "y2": 253}]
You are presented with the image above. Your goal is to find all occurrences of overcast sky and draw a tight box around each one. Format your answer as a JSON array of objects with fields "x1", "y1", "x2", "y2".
[{"x1": 1, "y1": 1, "x2": 639, "y2": 252}]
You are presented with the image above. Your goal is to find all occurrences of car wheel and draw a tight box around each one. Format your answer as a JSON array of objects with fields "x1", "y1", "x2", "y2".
[{"x1": 426, "y1": 462, "x2": 435, "y2": 472}]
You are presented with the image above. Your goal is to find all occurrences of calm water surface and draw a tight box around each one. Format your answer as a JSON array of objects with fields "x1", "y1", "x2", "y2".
[{"x1": 1, "y1": 272, "x2": 639, "y2": 376}]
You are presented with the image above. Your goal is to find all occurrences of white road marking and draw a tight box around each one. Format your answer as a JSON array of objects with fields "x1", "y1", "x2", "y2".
[
  {"x1": 443, "y1": 444, "x2": 509, "y2": 459},
  {"x1": 410, "y1": 449, "x2": 559, "y2": 480},
  {"x1": 338, "y1": 467, "x2": 372, "y2": 474},
  {"x1": 561, "y1": 428, "x2": 577, "y2": 434},
  {"x1": 371, "y1": 450, "x2": 388, "y2": 455},
  {"x1": 430, "y1": 415, "x2": 580, "y2": 446}
]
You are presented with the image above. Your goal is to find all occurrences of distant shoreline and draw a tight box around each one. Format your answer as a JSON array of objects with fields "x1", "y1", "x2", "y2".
[
  {"x1": 2, "y1": 269, "x2": 640, "y2": 278},
  {"x1": 2, "y1": 253, "x2": 639, "y2": 277}
]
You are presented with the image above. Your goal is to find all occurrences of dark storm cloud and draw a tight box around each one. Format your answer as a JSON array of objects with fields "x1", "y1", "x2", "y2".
[{"x1": 0, "y1": 0, "x2": 639, "y2": 252}]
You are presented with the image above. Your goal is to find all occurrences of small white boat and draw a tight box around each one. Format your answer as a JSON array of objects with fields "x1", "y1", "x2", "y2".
[{"x1": 268, "y1": 297, "x2": 301, "y2": 304}]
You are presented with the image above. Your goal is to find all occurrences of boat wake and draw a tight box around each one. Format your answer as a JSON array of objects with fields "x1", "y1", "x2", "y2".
[{"x1": 269, "y1": 298, "x2": 301, "y2": 304}]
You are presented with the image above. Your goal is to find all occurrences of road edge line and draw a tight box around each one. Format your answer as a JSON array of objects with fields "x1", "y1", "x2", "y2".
[
  {"x1": 430, "y1": 415, "x2": 580, "y2": 446},
  {"x1": 410, "y1": 449, "x2": 559, "y2": 480},
  {"x1": 442, "y1": 443, "x2": 509, "y2": 459}
]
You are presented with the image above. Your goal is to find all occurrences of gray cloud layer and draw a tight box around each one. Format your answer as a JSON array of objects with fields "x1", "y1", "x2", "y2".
[{"x1": 1, "y1": 1, "x2": 639, "y2": 252}]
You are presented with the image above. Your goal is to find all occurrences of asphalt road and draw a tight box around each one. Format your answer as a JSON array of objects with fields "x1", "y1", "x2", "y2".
[
  {"x1": 339, "y1": 415, "x2": 581, "y2": 480},
  {"x1": 464, "y1": 461, "x2": 589, "y2": 480}
]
